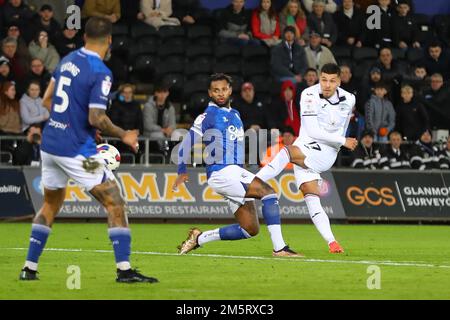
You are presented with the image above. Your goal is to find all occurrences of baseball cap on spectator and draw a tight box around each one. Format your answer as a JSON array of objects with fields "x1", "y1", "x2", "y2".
[
  {"x1": 241, "y1": 82, "x2": 254, "y2": 91},
  {"x1": 370, "y1": 66, "x2": 381, "y2": 75},
  {"x1": 40, "y1": 4, "x2": 53, "y2": 12},
  {"x1": 309, "y1": 29, "x2": 322, "y2": 38},
  {"x1": 361, "y1": 129, "x2": 374, "y2": 139}
]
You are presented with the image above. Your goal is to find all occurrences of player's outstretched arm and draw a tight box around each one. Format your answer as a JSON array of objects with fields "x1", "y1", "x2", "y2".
[
  {"x1": 42, "y1": 79, "x2": 55, "y2": 111},
  {"x1": 89, "y1": 108, "x2": 139, "y2": 153}
]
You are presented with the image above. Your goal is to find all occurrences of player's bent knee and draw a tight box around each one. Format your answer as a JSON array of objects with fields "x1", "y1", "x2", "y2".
[{"x1": 241, "y1": 224, "x2": 260, "y2": 237}]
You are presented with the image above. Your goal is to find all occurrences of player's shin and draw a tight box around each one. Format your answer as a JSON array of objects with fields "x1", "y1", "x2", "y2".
[
  {"x1": 256, "y1": 148, "x2": 291, "y2": 181},
  {"x1": 261, "y1": 194, "x2": 287, "y2": 251},
  {"x1": 304, "y1": 194, "x2": 336, "y2": 244},
  {"x1": 24, "y1": 224, "x2": 51, "y2": 271},
  {"x1": 108, "y1": 228, "x2": 132, "y2": 271},
  {"x1": 215, "y1": 224, "x2": 252, "y2": 241}
]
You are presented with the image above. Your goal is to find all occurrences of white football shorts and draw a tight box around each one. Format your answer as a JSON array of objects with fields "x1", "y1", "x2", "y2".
[
  {"x1": 207, "y1": 165, "x2": 256, "y2": 214},
  {"x1": 292, "y1": 138, "x2": 338, "y2": 188},
  {"x1": 41, "y1": 151, "x2": 114, "y2": 191}
]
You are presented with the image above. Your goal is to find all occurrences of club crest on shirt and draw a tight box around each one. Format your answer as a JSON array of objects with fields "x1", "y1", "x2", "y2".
[{"x1": 102, "y1": 76, "x2": 112, "y2": 96}]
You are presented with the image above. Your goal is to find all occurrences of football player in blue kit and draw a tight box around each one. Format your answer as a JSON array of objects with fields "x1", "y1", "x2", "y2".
[
  {"x1": 174, "y1": 74, "x2": 301, "y2": 257},
  {"x1": 19, "y1": 17, "x2": 158, "y2": 283}
]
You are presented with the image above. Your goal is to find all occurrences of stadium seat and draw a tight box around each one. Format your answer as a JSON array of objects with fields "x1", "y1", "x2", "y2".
[
  {"x1": 353, "y1": 60, "x2": 374, "y2": 80},
  {"x1": 185, "y1": 60, "x2": 213, "y2": 79},
  {"x1": 128, "y1": 40, "x2": 158, "y2": 63},
  {"x1": 434, "y1": 15, "x2": 450, "y2": 46},
  {"x1": 249, "y1": 76, "x2": 272, "y2": 94},
  {"x1": 331, "y1": 46, "x2": 352, "y2": 60},
  {"x1": 111, "y1": 35, "x2": 132, "y2": 58},
  {"x1": 187, "y1": 25, "x2": 213, "y2": 45},
  {"x1": 390, "y1": 48, "x2": 406, "y2": 60},
  {"x1": 231, "y1": 75, "x2": 244, "y2": 93},
  {"x1": 112, "y1": 22, "x2": 129, "y2": 36},
  {"x1": 161, "y1": 73, "x2": 184, "y2": 102},
  {"x1": 242, "y1": 45, "x2": 269, "y2": 61},
  {"x1": 215, "y1": 43, "x2": 242, "y2": 63},
  {"x1": 185, "y1": 44, "x2": 213, "y2": 61},
  {"x1": 0, "y1": 151, "x2": 12, "y2": 164},
  {"x1": 242, "y1": 62, "x2": 269, "y2": 78},
  {"x1": 407, "y1": 48, "x2": 425, "y2": 63},
  {"x1": 158, "y1": 26, "x2": 185, "y2": 43},
  {"x1": 414, "y1": 13, "x2": 436, "y2": 45},
  {"x1": 213, "y1": 62, "x2": 241, "y2": 76},
  {"x1": 157, "y1": 43, "x2": 185, "y2": 58},
  {"x1": 130, "y1": 54, "x2": 158, "y2": 83},
  {"x1": 352, "y1": 47, "x2": 378, "y2": 61},
  {"x1": 130, "y1": 22, "x2": 158, "y2": 39},
  {"x1": 183, "y1": 79, "x2": 209, "y2": 101},
  {"x1": 188, "y1": 92, "x2": 210, "y2": 117}
]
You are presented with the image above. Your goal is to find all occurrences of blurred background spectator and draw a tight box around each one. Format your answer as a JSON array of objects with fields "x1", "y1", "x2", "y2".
[
  {"x1": 379, "y1": 131, "x2": 412, "y2": 169},
  {"x1": 307, "y1": 0, "x2": 337, "y2": 48},
  {"x1": 279, "y1": 0, "x2": 308, "y2": 46},
  {"x1": 304, "y1": 29, "x2": 337, "y2": 70},
  {"x1": 141, "y1": 0, "x2": 181, "y2": 29},
  {"x1": 350, "y1": 129, "x2": 382, "y2": 169},
  {"x1": 234, "y1": 82, "x2": 269, "y2": 131},
  {"x1": 334, "y1": 0, "x2": 365, "y2": 47},
  {"x1": 268, "y1": 80, "x2": 300, "y2": 133},
  {"x1": 251, "y1": 0, "x2": 281, "y2": 47},
  {"x1": 28, "y1": 30, "x2": 60, "y2": 73},
  {"x1": 82, "y1": 0, "x2": 121, "y2": 24},
  {"x1": 0, "y1": 81, "x2": 21, "y2": 135},
  {"x1": 218, "y1": 0, "x2": 256, "y2": 45},
  {"x1": 12, "y1": 124, "x2": 41, "y2": 166},
  {"x1": 410, "y1": 129, "x2": 444, "y2": 170},
  {"x1": 19, "y1": 80, "x2": 48, "y2": 132}
]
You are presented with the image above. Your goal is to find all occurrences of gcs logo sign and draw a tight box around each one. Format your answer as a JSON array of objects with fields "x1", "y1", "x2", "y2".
[{"x1": 347, "y1": 187, "x2": 396, "y2": 206}]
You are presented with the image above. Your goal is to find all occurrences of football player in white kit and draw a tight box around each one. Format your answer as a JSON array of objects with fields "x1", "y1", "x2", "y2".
[{"x1": 257, "y1": 63, "x2": 358, "y2": 253}]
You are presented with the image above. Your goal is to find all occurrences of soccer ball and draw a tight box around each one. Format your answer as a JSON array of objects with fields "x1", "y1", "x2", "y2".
[{"x1": 97, "y1": 143, "x2": 121, "y2": 171}]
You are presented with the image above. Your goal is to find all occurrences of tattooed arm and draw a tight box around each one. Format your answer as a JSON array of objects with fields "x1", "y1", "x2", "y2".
[{"x1": 89, "y1": 108, "x2": 139, "y2": 153}]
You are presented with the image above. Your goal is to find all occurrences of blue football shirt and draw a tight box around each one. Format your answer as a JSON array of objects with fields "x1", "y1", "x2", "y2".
[{"x1": 41, "y1": 48, "x2": 113, "y2": 158}]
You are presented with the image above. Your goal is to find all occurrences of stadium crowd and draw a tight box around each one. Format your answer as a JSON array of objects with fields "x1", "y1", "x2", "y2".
[{"x1": 0, "y1": 0, "x2": 449, "y2": 169}]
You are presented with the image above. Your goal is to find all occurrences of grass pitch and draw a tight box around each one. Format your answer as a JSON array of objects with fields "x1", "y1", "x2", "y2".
[{"x1": 0, "y1": 223, "x2": 449, "y2": 300}]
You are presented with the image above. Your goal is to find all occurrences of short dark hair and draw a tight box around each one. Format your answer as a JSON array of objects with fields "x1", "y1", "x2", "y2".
[
  {"x1": 209, "y1": 73, "x2": 232, "y2": 88},
  {"x1": 305, "y1": 67, "x2": 318, "y2": 75},
  {"x1": 84, "y1": 17, "x2": 112, "y2": 42},
  {"x1": 154, "y1": 82, "x2": 170, "y2": 92},
  {"x1": 282, "y1": 126, "x2": 296, "y2": 136},
  {"x1": 320, "y1": 63, "x2": 341, "y2": 76}
]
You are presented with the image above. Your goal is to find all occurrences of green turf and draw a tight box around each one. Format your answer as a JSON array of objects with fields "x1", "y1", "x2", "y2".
[{"x1": 0, "y1": 223, "x2": 449, "y2": 299}]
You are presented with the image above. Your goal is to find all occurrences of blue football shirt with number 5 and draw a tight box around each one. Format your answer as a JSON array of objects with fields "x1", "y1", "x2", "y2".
[{"x1": 41, "y1": 48, "x2": 113, "y2": 158}]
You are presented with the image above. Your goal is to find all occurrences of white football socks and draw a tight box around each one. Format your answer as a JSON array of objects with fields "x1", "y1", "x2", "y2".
[
  {"x1": 267, "y1": 225, "x2": 287, "y2": 251},
  {"x1": 304, "y1": 194, "x2": 336, "y2": 244},
  {"x1": 256, "y1": 148, "x2": 291, "y2": 182},
  {"x1": 197, "y1": 229, "x2": 221, "y2": 246}
]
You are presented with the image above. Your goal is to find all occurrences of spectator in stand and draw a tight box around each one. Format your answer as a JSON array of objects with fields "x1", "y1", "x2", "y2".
[
  {"x1": 251, "y1": 0, "x2": 281, "y2": 47},
  {"x1": 172, "y1": 0, "x2": 204, "y2": 25},
  {"x1": 260, "y1": 126, "x2": 296, "y2": 170},
  {"x1": 333, "y1": 0, "x2": 365, "y2": 47},
  {"x1": 119, "y1": 0, "x2": 145, "y2": 25},
  {"x1": 350, "y1": 129, "x2": 382, "y2": 169},
  {"x1": 303, "y1": 0, "x2": 337, "y2": 13},
  {"x1": 19, "y1": 80, "x2": 48, "y2": 132},
  {"x1": 82, "y1": 0, "x2": 121, "y2": 23},
  {"x1": 2, "y1": 37, "x2": 29, "y2": 82},
  {"x1": 359, "y1": 0, "x2": 395, "y2": 49},
  {"x1": 218, "y1": 0, "x2": 256, "y2": 46},
  {"x1": 303, "y1": 68, "x2": 318, "y2": 87},
  {"x1": 31, "y1": 4, "x2": 62, "y2": 44},
  {"x1": 27, "y1": 58, "x2": 51, "y2": 97},
  {"x1": 421, "y1": 73, "x2": 450, "y2": 130},
  {"x1": 0, "y1": 56, "x2": 13, "y2": 84},
  {"x1": 410, "y1": 129, "x2": 444, "y2": 170},
  {"x1": 28, "y1": 30, "x2": 60, "y2": 73},
  {"x1": 372, "y1": 47, "x2": 405, "y2": 96},
  {"x1": 234, "y1": 82, "x2": 269, "y2": 131},
  {"x1": 108, "y1": 84, "x2": 143, "y2": 134},
  {"x1": 403, "y1": 64, "x2": 429, "y2": 95},
  {"x1": 141, "y1": 0, "x2": 180, "y2": 29},
  {"x1": 340, "y1": 64, "x2": 358, "y2": 97},
  {"x1": 307, "y1": 0, "x2": 338, "y2": 48},
  {"x1": 143, "y1": 83, "x2": 176, "y2": 146},
  {"x1": 341, "y1": 64, "x2": 364, "y2": 138},
  {"x1": 359, "y1": 66, "x2": 384, "y2": 113},
  {"x1": 268, "y1": 80, "x2": 300, "y2": 134},
  {"x1": 5, "y1": 21, "x2": 30, "y2": 64},
  {"x1": 2, "y1": 0, "x2": 34, "y2": 42},
  {"x1": 379, "y1": 131, "x2": 412, "y2": 169},
  {"x1": 365, "y1": 81, "x2": 396, "y2": 143},
  {"x1": 396, "y1": 84, "x2": 429, "y2": 141},
  {"x1": 279, "y1": 0, "x2": 308, "y2": 46},
  {"x1": 304, "y1": 29, "x2": 337, "y2": 71},
  {"x1": 421, "y1": 41, "x2": 450, "y2": 81},
  {"x1": 271, "y1": 26, "x2": 307, "y2": 83},
  {"x1": 13, "y1": 124, "x2": 42, "y2": 166},
  {"x1": 0, "y1": 81, "x2": 21, "y2": 135},
  {"x1": 392, "y1": 0, "x2": 420, "y2": 50},
  {"x1": 55, "y1": 21, "x2": 83, "y2": 58}
]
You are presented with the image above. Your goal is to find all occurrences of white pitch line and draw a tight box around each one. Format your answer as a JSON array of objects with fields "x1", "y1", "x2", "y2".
[{"x1": 3, "y1": 247, "x2": 450, "y2": 270}]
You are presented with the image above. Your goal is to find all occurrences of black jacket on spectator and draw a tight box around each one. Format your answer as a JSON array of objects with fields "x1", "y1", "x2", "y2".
[
  {"x1": 361, "y1": 5, "x2": 394, "y2": 48},
  {"x1": 421, "y1": 51, "x2": 450, "y2": 81},
  {"x1": 421, "y1": 86, "x2": 450, "y2": 130},
  {"x1": 13, "y1": 141, "x2": 40, "y2": 166},
  {"x1": 218, "y1": 5, "x2": 252, "y2": 37},
  {"x1": 396, "y1": 98, "x2": 429, "y2": 141},
  {"x1": 271, "y1": 41, "x2": 307, "y2": 79},
  {"x1": 392, "y1": 13, "x2": 419, "y2": 48},
  {"x1": 439, "y1": 148, "x2": 450, "y2": 169},
  {"x1": 27, "y1": 69, "x2": 52, "y2": 97},
  {"x1": 2, "y1": 2, "x2": 34, "y2": 42},
  {"x1": 233, "y1": 96, "x2": 268, "y2": 130},
  {"x1": 31, "y1": 14, "x2": 62, "y2": 44},
  {"x1": 350, "y1": 144, "x2": 382, "y2": 169},
  {"x1": 379, "y1": 145, "x2": 412, "y2": 169},
  {"x1": 172, "y1": 0, "x2": 205, "y2": 24},
  {"x1": 307, "y1": 12, "x2": 338, "y2": 45},
  {"x1": 410, "y1": 140, "x2": 443, "y2": 170},
  {"x1": 333, "y1": 6, "x2": 365, "y2": 45},
  {"x1": 55, "y1": 32, "x2": 83, "y2": 58},
  {"x1": 107, "y1": 99, "x2": 144, "y2": 134}
]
